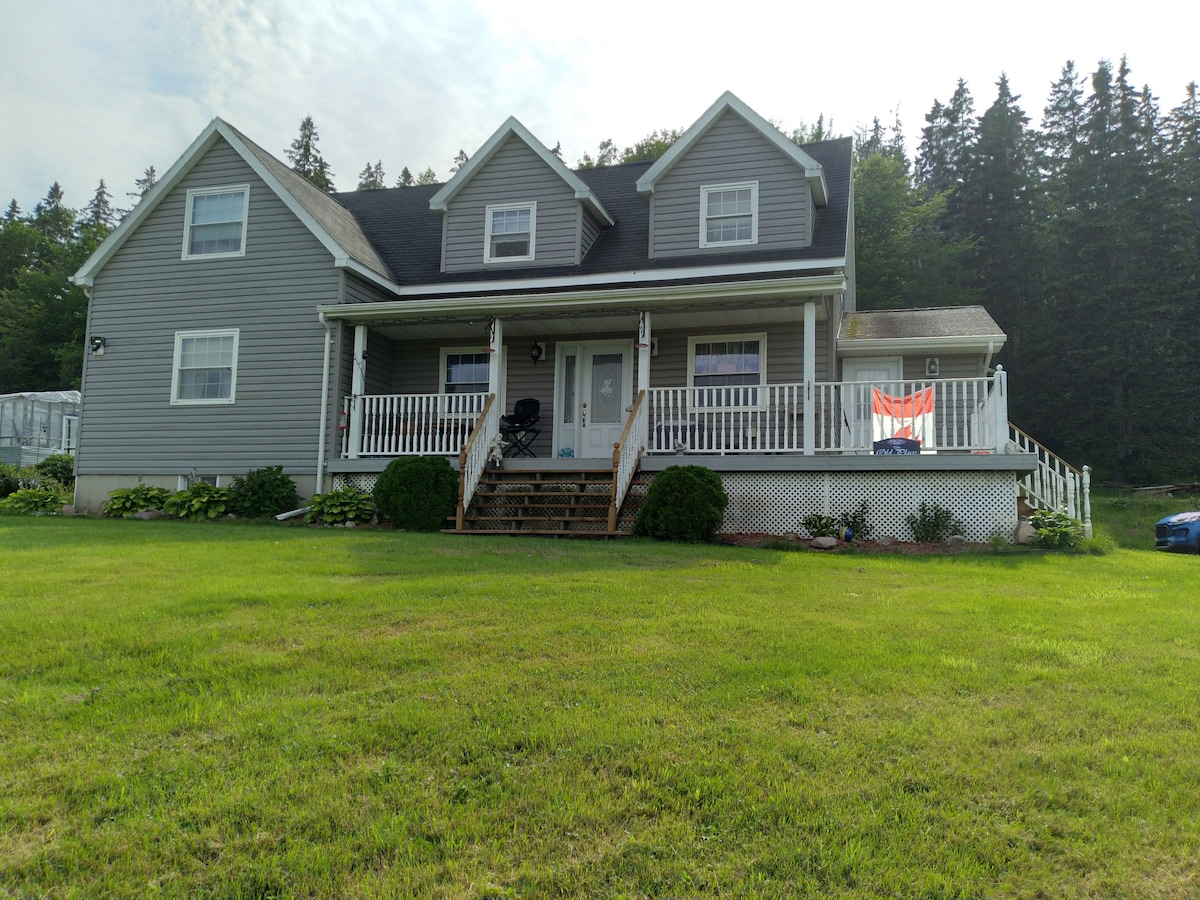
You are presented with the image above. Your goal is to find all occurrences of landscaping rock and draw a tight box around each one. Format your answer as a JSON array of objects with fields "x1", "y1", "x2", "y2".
[
  {"x1": 1014, "y1": 519, "x2": 1036, "y2": 545},
  {"x1": 132, "y1": 509, "x2": 165, "y2": 520},
  {"x1": 810, "y1": 536, "x2": 839, "y2": 550},
  {"x1": 60, "y1": 504, "x2": 76, "y2": 516}
]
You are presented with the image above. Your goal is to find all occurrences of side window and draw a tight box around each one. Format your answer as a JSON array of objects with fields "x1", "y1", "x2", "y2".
[
  {"x1": 171, "y1": 329, "x2": 239, "y2": 404},
  {"x1": 484, "y1": 203, "x2": 536, "y2": 262},
  {"x1": 441, "y1": 349, "x2": 490, "y2": 394},
  {"x1": 183, "y1": 186, "x2": 249, "y2": 259},
  {"x1": 699, "y1": 182, "x2": 758, "y2": 248}
]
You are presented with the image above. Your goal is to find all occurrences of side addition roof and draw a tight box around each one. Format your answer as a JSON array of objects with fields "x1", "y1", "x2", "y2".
[
  {"x1": 72, "y1": 118, "x2": 391, "y2": 288},
  {"x1": 839, "y1": 306, "x2": 1007, "y2": 355},
  {"x1": 428, "y1": 117, "x2": 615, "y2": 225},
  {"x1": 636, "y1": 90, "x2": 829, "y2": 205}
]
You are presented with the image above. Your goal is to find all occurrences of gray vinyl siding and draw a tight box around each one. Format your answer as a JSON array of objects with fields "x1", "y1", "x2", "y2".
[
  {"x1": 649, "y1": 110, "x2": 813, "y2": 259},
  {"x1": 344, "y1": 275, "x2": 393, "y2": 305},
  {"x1": 580, "y1": 209, "x2": 602, "y2": 261},
  {"x1": 78, "y1": 138, "x2": 341, "y2": 477},
  {"x1": 442, "y1": 137, "x2": 581, "y2": 272}
]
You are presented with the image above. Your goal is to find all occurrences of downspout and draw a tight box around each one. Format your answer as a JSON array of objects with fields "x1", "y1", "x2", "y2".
[{"x1": 316, "y1": 310, "x2": 333, "y2": 495}]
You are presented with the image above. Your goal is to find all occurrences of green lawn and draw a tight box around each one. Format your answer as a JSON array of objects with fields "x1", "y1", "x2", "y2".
[{"x1": 1, "y1": 516, "x2": 1199, "y2": 898}]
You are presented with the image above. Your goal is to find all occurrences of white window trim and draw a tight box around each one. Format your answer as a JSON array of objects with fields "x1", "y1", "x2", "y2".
[
  {"x1": 171, "y1": 328, "x2": 240, "y2": 406},
  {"x1": 182, "y1": 185, "x2": 249, "y2": 260},
  {"x1": 687, "y1": 332, "x2": 767, "y2": 409},
  {"x1": 484, "y1": 202, "x2": 536, "y2": 263},
  {"x1": 699, "y1": 181, "x2": 759, "y2": 248},
  {"x1": 439, "y1": 346, "x2": 492, "y2": 394}
]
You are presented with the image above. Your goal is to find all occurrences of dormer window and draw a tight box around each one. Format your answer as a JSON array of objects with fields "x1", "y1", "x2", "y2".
[
  {"x1": 699, "y1": 182, "x2": 758, "y2": 248},
  {"x1": 183, "y1": 186, "x2": 249, "y2": 259},
  {"x1": 485, "y1": 202, "x2": 535, "y2": 262}
]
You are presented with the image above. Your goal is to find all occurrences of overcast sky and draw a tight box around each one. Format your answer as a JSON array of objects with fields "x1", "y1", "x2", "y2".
[{"x1": 2, "y1": 0, "x2": 1196, "y2": 214}]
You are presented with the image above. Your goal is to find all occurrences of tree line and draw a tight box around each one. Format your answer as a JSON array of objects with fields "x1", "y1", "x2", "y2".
[{"x1": 3, "y1": 62, "x2": 1196, "y2": 481}]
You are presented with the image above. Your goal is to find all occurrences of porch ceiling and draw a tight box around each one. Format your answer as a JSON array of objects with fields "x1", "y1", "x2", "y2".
[{"x1": 356, "y1": 295, "x2": 830, "y2": 343}]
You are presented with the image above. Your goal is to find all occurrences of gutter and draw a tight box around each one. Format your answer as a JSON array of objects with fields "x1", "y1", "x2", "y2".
[{"x1": 838, "y1": 334, "x2": 1008, "y2": 356}]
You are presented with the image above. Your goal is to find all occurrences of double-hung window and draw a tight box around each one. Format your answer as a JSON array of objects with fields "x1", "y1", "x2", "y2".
[
  {"x1": 171, "y1": 329, "x2": 239, "y2": 404},
  {"x1": 485, "y1": 202, "x2": 535, "y2": 262},
  {"x1": 699, "y1": 182, "x2": 758, "y2": 248},
  {"x1": 183, "y1": 186, "x2": 249, "y2": 259},
  {"x1": 689, "y1": 334, "x2": 765, "y2": 407},
  {"x1": 442, "y1": 350, "x2": 490, "y2": 395}
]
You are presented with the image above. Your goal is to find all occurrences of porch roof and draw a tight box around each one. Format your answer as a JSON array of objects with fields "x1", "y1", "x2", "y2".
[{"x1": 838, "y1": 306, "x2": 1006, "y2": 355}]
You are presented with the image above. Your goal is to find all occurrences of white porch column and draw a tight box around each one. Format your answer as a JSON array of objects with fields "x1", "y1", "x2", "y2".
[
  {"x1": 992, "y1": 364, "x2": 1009, "y2": 453},
  {"x1": 348, "y1": 324, "x2": 367, "y2": 460},
  {"x1": 487, "y1": 317, "x2": 504, "y2": 398},
  {"x1": 803, "y1": 300, "x2": 816, "y2": 456},
  {"x1": 637, "y1": 311, "x2": 652, "y2": 450}
]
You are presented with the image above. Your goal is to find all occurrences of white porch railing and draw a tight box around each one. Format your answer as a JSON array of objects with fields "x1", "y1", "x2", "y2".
[
  {"x1": 341, "y1": 392, "x2": 487, "y2": 458},
  {"x1": 609, "y1": 390, "x2": 647, "y2": 531},
  {"x1": 456, "y1": 394, "x2": 498, "y2": 529},
  {"x1": 645, "y1": 373, "x2": 1007, "y2": 454}
]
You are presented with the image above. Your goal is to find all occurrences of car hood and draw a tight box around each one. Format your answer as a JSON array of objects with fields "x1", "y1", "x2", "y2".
[{"x1": 1157, "y1": 511, "x2": 1200, "y2": 526}]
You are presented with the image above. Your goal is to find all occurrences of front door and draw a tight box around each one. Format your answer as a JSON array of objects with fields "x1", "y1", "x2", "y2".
[
  {"x1": 553, "y1": 341, "x2": 633, "y2": 459},
  {"x1": 842, "y1": 358, "x2": 902, "y2": 451}
]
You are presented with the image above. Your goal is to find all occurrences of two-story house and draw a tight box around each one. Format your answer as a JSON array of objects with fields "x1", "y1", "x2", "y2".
[{"x1": 71, "y1": 92, "x2": 1087, "y2": 540}]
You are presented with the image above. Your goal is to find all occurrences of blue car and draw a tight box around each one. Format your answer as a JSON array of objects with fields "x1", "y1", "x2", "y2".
[{"x1": 1155, "y1": 512, "x2": 1200, "y2": 553}]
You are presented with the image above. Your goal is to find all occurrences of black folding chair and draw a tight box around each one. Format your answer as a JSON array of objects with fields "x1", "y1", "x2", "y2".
[{"x1": 499, "y1": 398, "x2": 541, "y2": 457}]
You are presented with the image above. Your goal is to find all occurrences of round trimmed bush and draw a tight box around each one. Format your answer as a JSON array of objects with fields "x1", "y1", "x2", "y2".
[
  {"x1": 373, "y1": 456, "x2": 458, "y2": 531},
  {"x1": 633, "y1": 465, "x2": 729, "y2": 543},
  {"x1": 227, "y1": 465, "x2": 302, "y2": 518}
]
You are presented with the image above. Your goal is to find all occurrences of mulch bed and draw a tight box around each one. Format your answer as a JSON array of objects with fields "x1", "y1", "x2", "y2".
[{"x1": 716, "y1": 533, "x2": 989, "y2": 555}]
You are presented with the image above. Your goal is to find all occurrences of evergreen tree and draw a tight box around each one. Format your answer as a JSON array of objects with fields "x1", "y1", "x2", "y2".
[
  {"x1": 128, "y1": 165, "x2": 157, "y2": 203},
  {"x1": 395, "y1": 166, "x2": 414, "y2": 187},
  {"x1": 449, "y1": 149, "x2": 469, "y2": 175},
  {"x1": 356, "y1": 160, "x2": 386, "y2": 190},
  {"x1": 916, "y1": 79, "x2": 976, "y2": 197},
  {"x1": 82, "y1": 178, "x2": 117, "y2": 230},
  {"x1": 285, "y1": 115, "x2": 335, "y2": 192},
  {"x1": 414, "y1": 167, "x2": 438, "y2": 186},
  {"x1": 33, "y1": 183, "x2": 74, "y2": 244},
  {"x1": 3, "y1": 200, "x2": 19, "y2": 223}
]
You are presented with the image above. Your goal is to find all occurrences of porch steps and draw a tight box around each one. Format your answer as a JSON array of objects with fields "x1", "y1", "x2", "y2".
[{"x1": 448, "y1": 467, "x2": 652, "y2": 537}]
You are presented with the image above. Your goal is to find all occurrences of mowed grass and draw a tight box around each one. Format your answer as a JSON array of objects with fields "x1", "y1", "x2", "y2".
[{"x1": 2, "y1": 518, "x2": 1199, "y2": 898}]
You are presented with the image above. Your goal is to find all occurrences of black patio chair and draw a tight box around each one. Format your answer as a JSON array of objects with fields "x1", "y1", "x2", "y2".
[{"x1": 499, "y1": 398, "x2": 541, "y2": 457}]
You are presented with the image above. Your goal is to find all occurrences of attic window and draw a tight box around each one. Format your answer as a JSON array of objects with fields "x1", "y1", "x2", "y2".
[
  {"x1": 485, "y1": 203, "x2": 535, "y2": 262},
  {"x1": 699, "y1": 182, "x2": 758, "y2": 248},
  {"x1": 183, "y1": 186, "x2": 249, "y2": 259}
]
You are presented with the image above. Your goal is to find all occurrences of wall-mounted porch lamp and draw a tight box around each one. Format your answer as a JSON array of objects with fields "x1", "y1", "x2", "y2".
[
  {"x1": 89, "y1": 336, "x2": 106, "y2": 356},
  {"x1": 530, "y1": 341, "x2": 545, "y2": 364}
]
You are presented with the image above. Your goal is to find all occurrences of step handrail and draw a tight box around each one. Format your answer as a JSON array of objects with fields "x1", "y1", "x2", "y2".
[
  {"x1": 456, "y1": 393, "x2": 497, "y2": 530},
  {"x1": 610, "y1": 390, "x2": 646, "y2": 531}
]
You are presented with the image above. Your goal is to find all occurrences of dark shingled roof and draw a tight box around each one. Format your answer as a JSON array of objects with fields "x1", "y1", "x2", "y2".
[
  {"x1": 331, "y1": 136, "x2": 852, "y2": 289},
  {"x1": 840, "y1": 306, "x2": 1006, "y2": 342}
]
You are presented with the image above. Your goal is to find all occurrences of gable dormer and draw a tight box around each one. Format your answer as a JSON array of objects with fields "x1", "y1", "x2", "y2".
[
  {"x1": 429, "y1": 118, "x2": 614, "y2": 273},
  {"x1": 636, "y1": 91, "x2": 829, "y2": 260}
]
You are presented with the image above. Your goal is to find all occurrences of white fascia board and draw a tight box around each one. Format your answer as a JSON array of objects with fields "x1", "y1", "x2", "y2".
[
  {"x1": 430, "y1": 117, "x2": 614, "y2": 225},
  {"x1": 317, "y1": 272, "x2": 847, "y2": 323},
  {"x1": 336, "y1": 255, "x2": 845, "y2": 300},
  {"x1": 72, "y1": 119, "x2": 227, "y2": 286},
  {"x1": 838, "y1": 334, "x2": 1008, "y2": 355},
  {"x1": 636, "y1": 91, "x2": 829, "y2": 205}
]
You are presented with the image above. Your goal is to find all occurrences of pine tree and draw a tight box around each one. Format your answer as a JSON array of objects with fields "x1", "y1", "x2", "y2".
[
  {"x1": 449, "y1": 149, "x2": 469, "y2": 175},
  {"x1": 395, "y1": 166, "x2": 414, "y2": 187},
  {"x1": 356, "y1": 160, "x2": 386, "y2": 190},
  {"x1": 916, "y1": 79, "x2": 976, "y2": 197},
  {"x1": 285, "y1": 115, "x2": 335, "y2": 192},
  {"x1": 128, "y1": 165, "x2": 157, "y2": 203},
  {"x1": 414, "y1": 167, "x2": 438, "y2": 186},
  {"x1": 82, "y1": 178, "x2": 116, "y2": 230},
  {"x1": 32, "y1": 183, "x2": 74, "y2": 243},
  {"x1": 3, "y1": 200, "x2": 19, "y2": 223}
]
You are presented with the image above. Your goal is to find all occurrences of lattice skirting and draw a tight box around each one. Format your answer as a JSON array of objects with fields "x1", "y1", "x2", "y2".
[
  {"x1": 335, "y1": 472, "x2": 379, "y2": 494},
  {"x1": 718, "y1": 470, "x2": 1017, "y2": 542}
]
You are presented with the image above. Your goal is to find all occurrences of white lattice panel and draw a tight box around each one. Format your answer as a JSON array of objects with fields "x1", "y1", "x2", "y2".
[
  {"x1": 718, "y1": 470, "x2": 1017, "y2": 542},
  {"x1": 335, "y1": 473, "x2": 378, "y2": 494}
]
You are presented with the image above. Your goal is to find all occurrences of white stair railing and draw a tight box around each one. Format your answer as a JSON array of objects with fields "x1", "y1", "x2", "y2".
[
  {"x1": 1009, "y1": 423, "x2": 1092, "y2": 536},
  {"x1": 609, "y1": 391, "x2": 646, "y2": 531}
]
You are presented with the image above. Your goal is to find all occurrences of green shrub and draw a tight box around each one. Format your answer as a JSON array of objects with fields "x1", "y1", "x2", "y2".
[
  {"x1": 633, "y1": 465, "x2": 729, "y2": 543},
  {"x1": 103, "y1": 484, "x2": 173, "y2": 518},
  {"x1": 906, "y1": 502, "x2": 963, "y2": 542},
  {"x1": 227, "y1": 465, "x2": 302, "y2": 519},
  {"x1": 164, "y1": 482, "x2": 230, "y2": 520},
  {"x1": 0, "y1": 464, "x2": 18, "y2": 499},
  {"x1": 801, "y1": 513, "x2": 839, "y2": 538},
  {"x1": 305, "y1": 487, "x2": 374, "y2": 525},
  {"x1": 1030, "y1": 509, "x2": 1083, "y2": 550},
  {"x1": 35, "y1": 453, "x2": 75, "y2": 489},
  {"x1": 2, "y1": 487, "x2": 67, "y2": 513},
  {"x1": 839, "y1": 500, "x2": 874, "y2": 541},
  {"x1": 373, "y1": 456, "x2": 458, "y2": 531}
]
